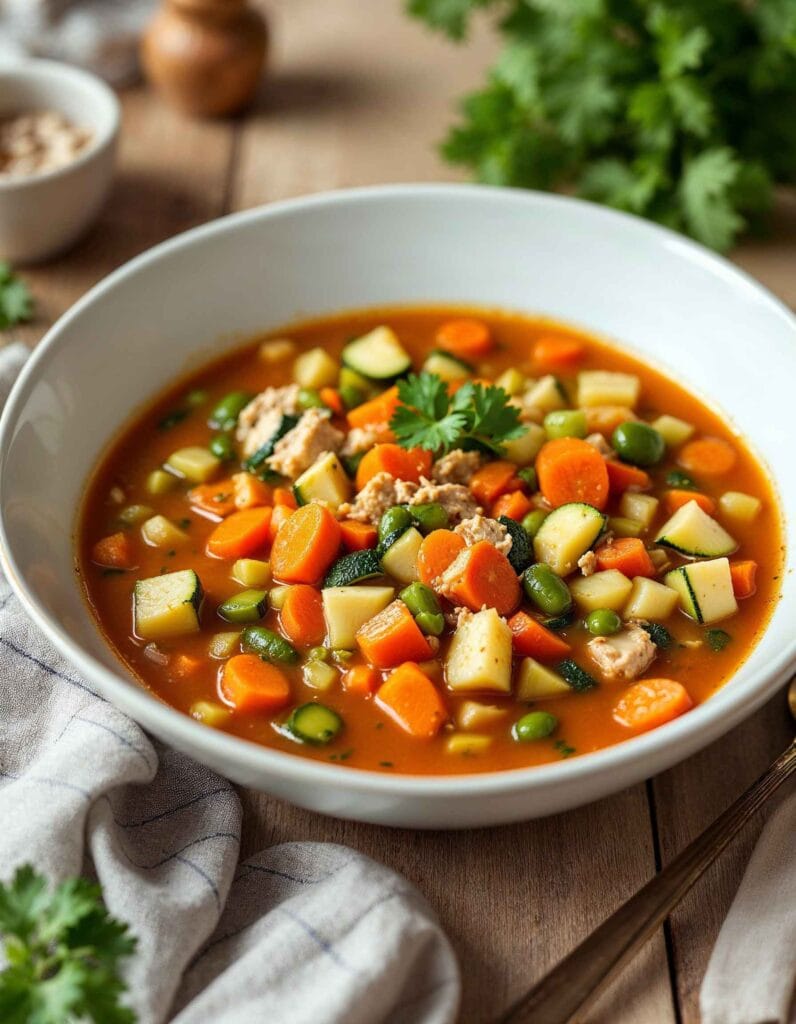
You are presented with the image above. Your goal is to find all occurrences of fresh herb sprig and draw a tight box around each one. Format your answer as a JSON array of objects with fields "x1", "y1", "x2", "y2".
[
  {"x1": 390, "y1": 372, "x2": 525, "y2": 455},
  {"x1": 0, "y1": 262, "x2": 33, "y2": 329},
  {"x1": 0, "y1": 865, "x2": 137, "y2": 1024}
]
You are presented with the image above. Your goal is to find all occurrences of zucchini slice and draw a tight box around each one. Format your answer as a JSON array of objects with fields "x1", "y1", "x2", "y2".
[
  {"x1": 556, "y1": 659, "x2": 598, "y2": 693},
  {"x1": 422, "y1": 349, "x2": 473, "y2": 382},
  {"x1": 664, "y1": 558, "x2": 738, "y2": 624},
  {"x1": 293, "y1": 452, "x2": 351, "y2": 510},
  {"x1": 380, "y1": 526, "x2": 423, "y2": 584},
  {"x1": 134, "y1": 569, "x2": 203, "y2": 640},
  {"x1": 655, "y1": 500, "x2": 737, "y2": 558},
  {"x1": 498, "y1": 516, "x2": 532, "y2": 574},
  {"x1": 243, "y1": 413, "x2": 300, "y2": 472},
  {"x1": 241, "y1": 624, "x2": 299, "y2": 663},
  {"x1": 322, "y1": 585, "x2": 395, "y2": 648},
  {"x1": 286, "y1": 703, "x2": 344, "y2": 745},
  {"x1": 218, "y1": 589, "x2": 268, "y2": 624},
  {"x1": 533, "y1": 502, "x2": 606, "y2": 577},
  {"x1": 323, "y1": 549, "x2": 383, "y2": 588},
  {"x1": 341, "y1": 326, "x2": 411, "y2": 381}
]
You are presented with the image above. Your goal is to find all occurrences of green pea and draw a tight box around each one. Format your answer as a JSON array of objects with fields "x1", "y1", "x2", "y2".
[
  {"x1": 521, "y1": 509, "x2": 548, "y2": 541},
  {"x1": 209, "y1": 433, "x2": 235, "y2": 461},
  {"x1": 544, "y1": 409, "x2": 587, "y2": 440},
  {"x1": 517, "y1": 466, "x2": 537, "y2": 490},
  {"x1": 415, "y1": 611, "x2": 445, "y2": 636},
  {"x1": 297, "y1": 387, "x2": 325, "y2": 410},
  {"x1": 523, "y1": 563, "x2": 572, "y2": 617},
  {"x1": 410, "y1": 502, "x2": 449, "y2": 533},
  {"x1": 209, "y1": 390, "x2": 253, "y2": 431},
  {"x1": 513, "y1": 711, "x2": 558, "y2": 742},
  {"x1": 306, "y1": 646, "x2": 331, "y2": 662},
  {"x1": 378, "y1": 505, "x2": 413, "y2": 544},
  {"x1": 612, "y1": 421, "x2": 665, "y2": 467},
  {"x1": 339, "y1": 384, "x2": 365, "y2": 410},
  {"x1": 585, "y1": 608, "x2": 621, "y2": 636}
]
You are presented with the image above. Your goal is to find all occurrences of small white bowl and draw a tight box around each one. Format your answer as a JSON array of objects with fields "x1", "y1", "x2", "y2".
[
  {"x1": 0, "y1": 59, "x2": 119, "y2": 264},
  {"x1": 1, "y1": 185, "x2": 794, "y2": 828}
]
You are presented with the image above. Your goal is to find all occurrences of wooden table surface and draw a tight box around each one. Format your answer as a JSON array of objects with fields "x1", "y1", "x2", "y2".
[{"x1": 8, "y1": 2, "x2": 796, "y2": 1020}]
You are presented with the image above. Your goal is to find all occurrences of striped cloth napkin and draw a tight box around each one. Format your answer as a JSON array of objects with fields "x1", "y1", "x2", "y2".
[{"x1": 0, "y1": 341, "x2": 460, "y2": 1023}]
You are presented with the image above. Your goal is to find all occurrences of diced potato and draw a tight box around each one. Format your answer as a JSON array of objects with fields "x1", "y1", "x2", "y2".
[
  {"x1": 622, "y1": 577, "x2": 679, "y2": 620},
  {"x1": 457, "y1": 701, "x2": 508, "y2": 731},
  {"x1": 232, "y1": 558, "x2": 272, "y2": 587},
  {"x1": 380, "y1": 527, "x2": 422, "y2": 584},
  {"x1": 516, "y1": 658, "x2": 570, "y2": 700},
  {"x1": 293, "y1": 346, "x2": 339, "y2": 389},
  {"x1": 165, "y1": 446, "x2": 220, "y2": 484},
  {"x1": 259, "y1": 338, "x2": 296, "y2": 363},
  {"x1": 208, "y1": 631, "x2": 240, "y2": 659},
  {"x1": 303, "y1": 660, "x2": 338, "y2": 691},
  {"x1": 190, "y1": 700, "x2": 232, "y2": 728},
  {"x1": 446, "y1": 608, "x2": 513, "y2": 693},
  {"x1": 134, "y1": 569, "x2": 203, "y2": 640},
  {"x1": 141, "y1": 515, "x2": 190, "y2": 549},
  {"x1": 269, "y1": 585, "x2": 291, "y2": 610},
  {"x1": 620, "y1": 492, "x2": 659, "y2": 530},
  {"x1": 146, "y1": 469, "x2": 177, "y2": 495},
  {"x1": 323, "y1": 586, "x2": 395, "y2": 649},
  {"x1": 118, "y1": 504, "x2": 154, "y2": 526},
  {"x1": 495, "y1": 368, "x2": 527, "y2": 396},
  {"x1": 577, "y1": 370, "x2": 640, "y2": 408},
  {"x1": 648, "y1": 548, "x2": 671, "y2": 573},
  {"x1": 294, "y1": 452, "x2": 351, "y2": 510},
  {"x1": 608, "y1": 516, "x2": 643, "y2": 538},
  {"x1": 569, "y1": 570, "x2": 634, "y2": 612},
  {"x1": 503, "y1": 422, "x2": 546, "y2": 466},
  {"x1": 525, "y1": 375, "x2": 567, "y2": 412},
  {"x1": 446, "y1": 733, "x2": 493, "y2": 756},
  {"x1": 652, "y1": 414, "x2": 694, "y2": 447},
  {"x1": 719, "y1": 491, "x2": 762, "y2": 523}
]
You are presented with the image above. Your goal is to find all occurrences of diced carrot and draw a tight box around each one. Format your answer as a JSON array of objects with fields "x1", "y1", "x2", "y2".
[
  {"x1": 320, "y1": 387, "x2": 345, "y2": 415},
  {"x1": 507, "y1": 611, "x2": 571, "y2": 660},
  {"x1": 445, "y1": 541, "x2": 521, "y2": 616},
  {"x1": 91, "y1": 531, "x2": 135, "y2": 569},
  {"x1": 491, "y1": 490, "x2": 532, "y2": 521},
  {"x1": 270, "y1": 502, "x2": 342, "y2": 584},
  {"x1": 606, "y1": 460, "x2": 652, "y2": 493},
  {"x1": 417, "y1": 529, "x2": 466, "y2": 585},
  {"x1": 730, "y1": 560, "x2": 758, "y2": 599},
  {"x1": 280, "y1": 584, "x2": 326, "y2": 646},
  {"x1": 435, "y1": 317, "x2": 493, "y2": 359},
  {"x1": 533, "y1": 336, "x2": 586, "y2": 371},
  {"x1": 207, "y1": 507, "x2": 273, "y2": 560},
  {"x1": 663, "y1": 489, "x2": 716, "y2": 516},
  {"x1": 470, "y1": 461, "x2": 519, "y2": 506},
  {"x1": 273, "y1": 487, "x2": 298, "y2": 510},
  {"x1": 339, "y1": 519, "x2": 378, "y2": 552},
  {"x1": 356, "y1": 443, "x2": 433, "y2": 490},
  {"x1": 595, "y1": 537, "x2": 655, "y2": 578},
  {"x1": 346, "y1": 386, "x2": 399, "y2": 429},
  {"x1": 613, "y1": 678, "x2": 693, "y2": 733},
  {"x1": 232, "y1": 472, "x2": 272, "y2": 510},
  {"x1": 356, "y1": 600, "x2": 433, "y2": 669},
  {"x1": 220, "y1": 654, "x2": 291, "y2": 713},
  {"x1": 342, "y1": 664, "x2": 381, "y2": 696},
  {"x1": 269, "y1": 503, "x2": 294, "y2": 542},
  {"x1": 584, "y1": 406, "x2": 638, "y2": 436},
  {"x1": 536, "y1": 437, "x2": 610, "y2": 511},
  {"x1": 376, "y1": 661, "x2": 448, "y2": 738},
  {"x1": 171, "y1": 653, "x2": 203, "y2": 678},
  {"x1": 678, "y1": 438, "x2": 737, "y2": 477},
  {"x1": 189, "y1": 479, "x2": 237, "y2": 518}
]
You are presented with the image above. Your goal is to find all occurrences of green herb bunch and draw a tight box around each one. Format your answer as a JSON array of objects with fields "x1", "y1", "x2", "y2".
[{"x1": 407, "y1": 0, "x2": 796, "y2": 251}]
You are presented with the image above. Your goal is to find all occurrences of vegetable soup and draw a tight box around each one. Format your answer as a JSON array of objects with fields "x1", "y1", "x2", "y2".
[{"x1": 78, "y1": 308, "x2": 783, "y2": 774}]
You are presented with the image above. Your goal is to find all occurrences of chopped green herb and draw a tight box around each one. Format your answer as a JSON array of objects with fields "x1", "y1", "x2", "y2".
[
  {"x1": 212, "y1": 493, "x2": 231, "y2": 504},
  {"x1": 706, "y1": 628, "x2": 732, "y2": 652},
  {"x1": 157, "y1": 408, "x2": 188, "y2": 431},
  {"x1": 665, "y1": 470, "x2": 696, "y2": 490},
  {"x1": 640, "y1": 622, "x2": 675, "y2": 650},
  {"x1": 0, "y1": 261, "x2": 33, "y2": 329},
  {"x1": 167, "y1": 549, "x2": 176, "y2": 557},
  {"x1": 178, "y1": 518, "x2": 192, "y2": 529},
  {"x1": 185, "y1": 389, "x2": 208, "y2": 408},
  {"x1": 379, "y1": 760, "x2": 394, "y2": 768},
  {"x1": 554, "y1": 739, "x2": 576, "y2": 759},
  {"x1": 102, "y1": 568, "x2": 126, "y2": 577}
]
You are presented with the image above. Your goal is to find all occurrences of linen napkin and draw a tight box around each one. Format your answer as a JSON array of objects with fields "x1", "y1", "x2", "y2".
[
  {"x1": 0, "y1": 341, "x2": 460, "y2": 1023},
  {"x1": 700, "y1": 788, "x2": 796, "y2": 1024}
]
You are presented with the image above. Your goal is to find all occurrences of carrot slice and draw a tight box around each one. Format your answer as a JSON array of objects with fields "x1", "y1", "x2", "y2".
[
  {"x1": 273, "y1": 487, "x2": 298, "y2": 510},
  {"x1": 536, "y1": 437, "x2": 610, "y2": 511},
  {"x1": 470, "y1": 461, "x2": 519, "y2": 506},
  {"x1": 339, "y1": 519, "x2": 378, "y2": 552},
  {"x1": 491, "y1": 489, "x2": 532, "y2": 522},
  {"x1": 446, "y1": 541, "x2": 520, "y2": 616},
  {"x1": 356, "y1": 600, "x2": 433, "y2": 669},
  {"x1": 189, "y1": 479, "x2": 237, "y2": 517},
  {"x1": 605, "y1": 460, "x2": 652, "y2": 493},
  {"x1": 280, "y1": 584, "x2": 326, "y2": 647},
  {"x1": 730, "y1": 560, "x2": 758, "y2": 599},
  {"x1": 342, "y1": 664, "x2": 381, "y2": 696},
  {"x1": 220, "y1": 654, "x2": 291, "y2": 713},
  {"x1": 417, "y1": 529, "x2": 466, "y2": 585},
  {"x1": 595, "y1": 537, "x2": 655, "y2": 578},
  {"x1": 533, "y1": 336, "x2": 585, "y2": 371},
  {"x1": 355, "y1": 443, "x2": 433, "y2": 490},
  {"x1": 613, "y1": 678, "x2": 693, "y2": 733},
  {"x1": 435, "y1": 317, "x2": 493, "y2": 359},
  {"x1": 376, "y1": 662, "x2": 448, "y2": 738},
  {"x1": 320, "y1": 387, "x2": 344, "y2": 415},
  {"x1": 91, "y1": 532, "x2": 135, "y2": 569},
  {"x1": 206, "y1": 507, "x2": 273, "y2": 560},
  {"x1": 507, "y1": 611, "x2": 571, "y2": 660},
  {"x1": 346, "y1": 386, "x2": 399, "y2": 429},
  {"x1": 232, "y1": 472, "x2": 272, "y2": 510},
  {"x1": 663, "y1": 489, "x2": 716, "y2": 516},
  {"x1": 678, "y1": 438, "x2": 737, "y2": 477},
  {"x1": 269, "y1": 503, "x2": 294, "y2": 542},
  {"x1": 270, "y1": 502, "x2": 341, "y2": 584}
]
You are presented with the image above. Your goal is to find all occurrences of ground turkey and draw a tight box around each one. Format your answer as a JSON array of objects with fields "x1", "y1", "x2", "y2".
[
  {"x1": 338, "y1": 472, "x2": 419, "y2": 524},
  {"x1": 577, "y1": 550, "x2": 598, "y2": 576},
  {"x1": 340, "y1": 422, "x2": 391, "y2": 457},
  {"x1": 587, "y1": 622, "x2": 657, "y2": 682},
  {"x1": 267, "y1": 409, "x2": 345, "y2": 480},
  {"x1": 431, "y1": 449, "x2": 483, "y2": 485},
  {"x1": 409, "y1": 479, "x2": 481, "y2": 524},
  {"x1": 454, "y1": 514, "x2": 512, "y2": 556},
  {"x1": 236, "y1": 384, "x2": 300, "y2": 458}
]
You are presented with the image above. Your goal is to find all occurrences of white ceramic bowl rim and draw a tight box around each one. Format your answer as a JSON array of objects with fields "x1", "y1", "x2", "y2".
[
  {"x1": 1, "y1": 183, "x2": 793, "y2": 803},
  {"x1": 0, "y1": 58, "x2": 120, "y2": 192}
]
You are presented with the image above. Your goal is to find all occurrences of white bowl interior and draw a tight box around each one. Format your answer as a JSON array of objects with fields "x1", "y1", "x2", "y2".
[{"x1": 2, "y1": 186, "x2": 794, "y2": 826}]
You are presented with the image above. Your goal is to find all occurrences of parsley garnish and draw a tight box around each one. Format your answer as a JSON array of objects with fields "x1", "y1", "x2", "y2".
[
  {"x1": 554, "y1": 739, "x2": 576, "y2": 759},
  {"x1": 390, "y1": 372, "x2": 524, "y2": 456},
  {"x1": 157, "y1": 408, "x2": 188, "y2": 431},
  {"x1": 0, "y1": 864, "x2": 137, "y2": 1024},
  {"x1": 706, "y1": 628, "x2": 732, "y2": 652},
  {"x1": 0, "y1": 262, "x2": 33, "y2": 329}
]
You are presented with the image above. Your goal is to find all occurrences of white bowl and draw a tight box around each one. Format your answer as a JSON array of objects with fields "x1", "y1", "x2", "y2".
[
  {"x1": 1, "y1": 185, "x2": 794, "y2": 828},
  {"x1": 0, "y1": 59, "x2": 119, "y2": 264}
]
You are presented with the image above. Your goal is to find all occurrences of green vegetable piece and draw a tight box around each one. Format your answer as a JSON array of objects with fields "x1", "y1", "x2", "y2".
[
  {"x1": 323, "y1": 549, "x2": 383, "y2": 588},
  {"x1": 612, "y1": 421, "x2": 665, "y2": 467},
  {"x1": 0, "y1": 261, "x2": 34, "y2": 328},
  {"x1": 513, "y1": 711, "x2": 558, "y2": 742},
  {"x1": 209, "y1": 390, "x2": 253, "y2": 431},
  {"x1": 410, "y1": 502, "x2": 449, "y2": 533},
  {"x1": 218, "y1": 589, "x2": 269, "y2": 624},
  {"x1": 341, "y1": 452, "x2": 365, "y2": 477},
  {"x1": 640, "y1": 622, "x2": 675, "y2": 649},
  {"x1": 339, "y1": 384, "x2": 365, "y2": 410},
  {"x1": 666, "y1": 470, "x2": 697, "y2": 490},
  {"x1": 158, "y1": 408, "x2": 189, "y2": 431},
  {"x1": 297, "y1": 387, "x2": 325, "y2": 410},
  {"x1": 498, "y1": 515, "x2": 532, "y2": 574},
  {"x1": 585, "y1": 608, "x2": 621, "y2": 636},
  {"x1": 706, "y1": 628, "x2": 732, "y2": 652},
  {"x1": 244, "y1": 413, "x2": 300, "y2": 471},
  {"x1": 517, "y1": 466, "x2": 537, "y2": 490},
  {"x1": 521, "y1": 509, "x2": 548, "y2": 541},
  {"x1": 241, "y1": 624, "x2": 299, "y2": 664},
  {"x1": 378, "y1": 505, "x2": 414, "y2": 544},
  {"x1": 544, "y1": 409, "x2": 587, "y2": 440},
  {"x1": 186, "y1": 388, "x2": 208, "y2": 407},
  {"x1": 400, "y1": 581, "x2": 442, "y2": 617},
  {"x1": 209, "y1": 433, "x2": 236, "y2": 461},
  {"x1": 415, "y1": 611, "x2": 445, "y2": 636},
  {"x1": 557, "y1": 659, "x2": 598, "y2": 693},
  {"x1": 541, "y1": 612, "x2": 574, "y2": 631},
  {"x1": 306, "y1": 646, "x2": 331, "y2": 662},
  {"x1": 287, "y1": 702, "x2": 344, "y2": 745},
  {"x1": 523, "y1": 563, "x2": 573, "y2": 617}
]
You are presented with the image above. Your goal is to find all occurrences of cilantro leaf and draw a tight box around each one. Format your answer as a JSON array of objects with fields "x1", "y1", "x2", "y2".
[{"x1": 0, "y1": 262, "x2": 33, "y2": 330}]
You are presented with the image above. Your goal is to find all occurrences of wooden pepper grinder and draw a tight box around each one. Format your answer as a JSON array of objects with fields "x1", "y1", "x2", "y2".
[{"x1": 141, "y1": 0, "x2": 268, "y2": 118}]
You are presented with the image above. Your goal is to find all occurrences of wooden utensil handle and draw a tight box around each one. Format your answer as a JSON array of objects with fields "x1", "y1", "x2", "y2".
[{"x1": 499, "y1": 739, "x2": 796, "y2": 1024}]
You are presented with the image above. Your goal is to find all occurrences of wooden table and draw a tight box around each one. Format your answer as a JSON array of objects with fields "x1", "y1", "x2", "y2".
[{"x1": 9, "y1": 2, "x2": 795, "y2": 1020}]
